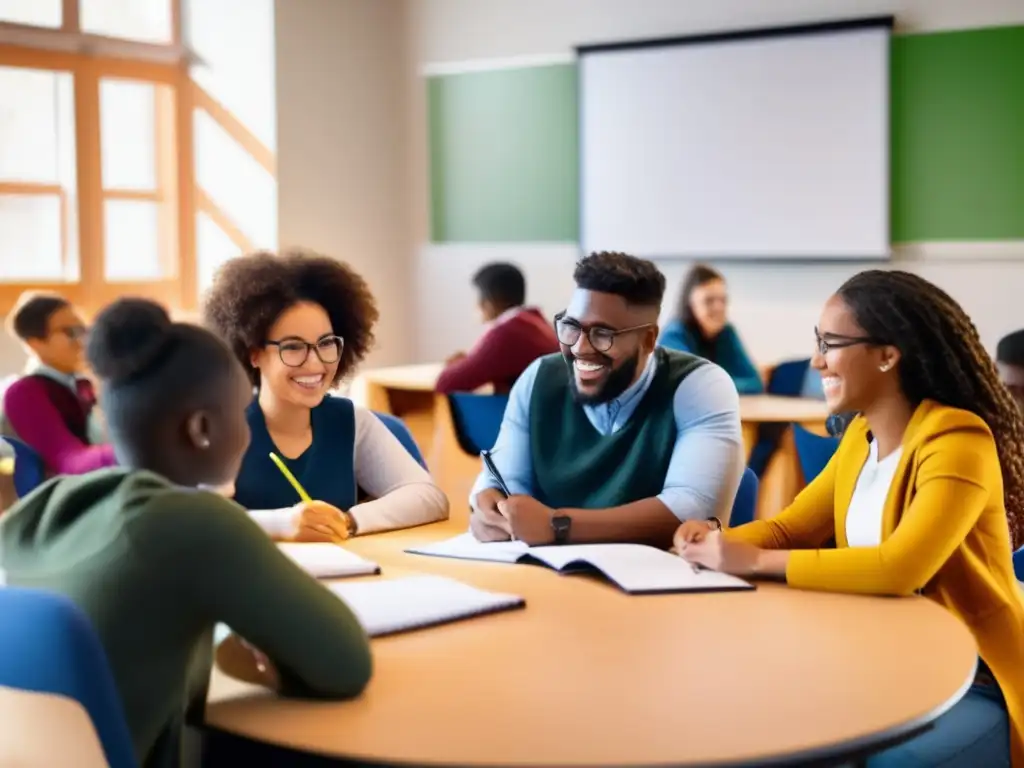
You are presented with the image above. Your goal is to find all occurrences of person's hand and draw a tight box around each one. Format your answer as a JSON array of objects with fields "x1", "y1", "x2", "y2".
[
  {"x1": 498, "y1": 495, "x2": 556, "y2": 545},
  {"x1": 470, "y1": 487, "x2": 511, "y2": 541},
  {"x1": 215, "y1": 633, "x2": 280, "y2": 689},
  {"x1": 445, "y1": 351, "x2": 467, "y2": 366},
  {"x1": 291, "y1": 500, "x2": 352, "y2": 542},
  {"x1": 678, "y1": 530, "x2": 763, "y2": 576},
  {"x1": 671, "y1": 520, "x2": 716, "y2": 553}
]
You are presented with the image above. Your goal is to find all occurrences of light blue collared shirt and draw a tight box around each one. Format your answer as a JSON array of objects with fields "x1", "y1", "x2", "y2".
[{"x1": 470, "y1": 353, "x2": 746, "y2": 521}]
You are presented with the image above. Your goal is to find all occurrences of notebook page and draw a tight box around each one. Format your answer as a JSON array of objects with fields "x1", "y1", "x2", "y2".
[
  {"x1": 327, "y1": 575, "x2": 525, "y2": 636},
  {"x1": 277, "y1": 542, "x2": 380, "y2": 579},
  {"x1": 527, "y1": 544, "x2": 752, "y2": 593},
  {"x1": 405, "y1": 532, "x2": 530, "y2": 564}
]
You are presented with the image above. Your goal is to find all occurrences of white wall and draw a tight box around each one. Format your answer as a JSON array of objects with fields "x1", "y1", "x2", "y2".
[
  {"x1": 275, "y1": 0, "x2": 414, "y2": 367},
  {"x1": 409, "y1": 0, "x2": 1024, "y2": 365}
]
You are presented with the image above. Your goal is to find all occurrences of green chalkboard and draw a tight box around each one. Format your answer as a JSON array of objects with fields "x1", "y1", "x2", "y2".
[
  {"x1": 427, "y1": 25, "x2": 1024, "y2": 244},
  {"x1": 891, "y1": 26, "x2": 1024, "y2": 241},
  {"x1": 428, "y1": 64, "x2": 578, "y2": 242}
]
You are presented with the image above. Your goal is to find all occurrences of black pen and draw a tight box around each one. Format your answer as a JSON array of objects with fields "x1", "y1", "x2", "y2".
[{"x1": 480, "y1": 449, "x2": 511, "y2": 498}]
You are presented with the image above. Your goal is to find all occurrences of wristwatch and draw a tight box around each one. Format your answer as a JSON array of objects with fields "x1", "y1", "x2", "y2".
[{"x1": 551, "y1": 514, "x2": 572, "y2": 545}]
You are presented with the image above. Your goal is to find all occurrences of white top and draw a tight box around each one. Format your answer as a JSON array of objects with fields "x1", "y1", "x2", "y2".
[
  {"x1": 226, "y1": 406, "x2": 448, "y2": 537},
  {"x1": 845, "y1": 439, "x2": 903, "y2": 547}
]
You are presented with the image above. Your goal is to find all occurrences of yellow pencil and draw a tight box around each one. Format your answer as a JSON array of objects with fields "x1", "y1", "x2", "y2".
[{"x1": 268, "y1": 452, "x2": 312, "y2": 504}]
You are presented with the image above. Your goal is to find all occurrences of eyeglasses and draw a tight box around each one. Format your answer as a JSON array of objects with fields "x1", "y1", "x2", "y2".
[
  {"x1": 554, "y1": 312, "x2": 654, "y2": 353},
  {"x1": 266, "y1": 335, "x2": 344, "y2": 367},
  {"x1": 814, "y1": 327, "x2": 884, "y2": 356},
  {"x1": 57, "y1": 325, "x2": 88, "y2": 342}
]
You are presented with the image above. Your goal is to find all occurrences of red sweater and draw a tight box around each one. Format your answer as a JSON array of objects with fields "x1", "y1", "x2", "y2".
[{"x1": 435, "y1": 307, "x2": 560, "y2": 394}]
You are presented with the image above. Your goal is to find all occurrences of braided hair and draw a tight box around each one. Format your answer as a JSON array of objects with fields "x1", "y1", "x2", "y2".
[{"x1": 838, "y1": 270, "x2": 1024, "y2": 549}]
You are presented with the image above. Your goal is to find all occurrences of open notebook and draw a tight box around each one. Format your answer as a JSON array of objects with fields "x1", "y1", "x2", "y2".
[
  {"x1": 406, "y1": 533, "x2": 753, "y2": 594},
  {"x1": 328, "y1": 575, "x2": 525, "y2": 636},
  {"x1": 277, "y1": 542, "x2": 380, "y2": 578}
]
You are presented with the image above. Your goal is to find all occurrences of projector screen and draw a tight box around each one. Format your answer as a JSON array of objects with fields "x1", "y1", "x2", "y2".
[{"x1": 578, "y1": 20, "x2": 891, "y2": 259}]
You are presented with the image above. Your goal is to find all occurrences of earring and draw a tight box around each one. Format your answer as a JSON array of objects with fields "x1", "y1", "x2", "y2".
[
  {"x1": 198, "y1": 436, "x2": 211, "y2": 449},
  {"x1": 879, "y1": 363, "x2": 891, "y2": 372}
]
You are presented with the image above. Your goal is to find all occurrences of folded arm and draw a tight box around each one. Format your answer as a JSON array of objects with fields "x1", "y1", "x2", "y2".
[
  {"x1": 131, "y1": 493, "x2": 372, "y2": 698},
  {"x1": 3, "y1": 379, "x2": 116, "y2": 475},
  {"x1": 565, "y1": 364, "x2": 746, "y2": 547}
]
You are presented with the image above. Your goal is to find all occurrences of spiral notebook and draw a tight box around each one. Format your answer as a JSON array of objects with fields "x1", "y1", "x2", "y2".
[
  {"x1": 327, "y1": 575, "x2": 525, "y2": 636},
  {"x1": 406, "y1": 533, "x2": 753, "y2": 594},
  {"x1": 277, "y1": 542, "x2": 381, "y2": 579}
]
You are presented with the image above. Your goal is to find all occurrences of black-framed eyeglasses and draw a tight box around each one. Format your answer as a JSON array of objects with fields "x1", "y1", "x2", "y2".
[
  {"x1": 554, "y1": 312, "x2": 654, "y2": 353},
  {"x1": 265, "y1": 335, "x2": 345, "y2": 367},
  {"x1": 814, "y1": 327, "x2": 884, "y2": 356}
]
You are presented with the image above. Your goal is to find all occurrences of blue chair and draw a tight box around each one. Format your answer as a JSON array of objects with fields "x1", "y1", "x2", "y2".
[
  {"x1": 0, "y1": 587, "x2": 136, "y2": 768},
  {"x1": 792, "y1": 423, "x2": 840, "y2": 485},
  {"x1": 729, "y1": 466, "x2": 759, "y2": 527},
  {"x1": 1013, "y1": 548, "x2": 1023, "y2": 582},
  {"x1": 5, "y1": 436, "x2": 46, "y2": 498},
  {"x1": 447, "y1": 393, "x2": 510, "y2": 455},
  {"x1": 747, "y1": 359, "x2": 813, "y2": 477},
  {"x1": 373, "y1": 411, "x2": 427, "y2": 469}
]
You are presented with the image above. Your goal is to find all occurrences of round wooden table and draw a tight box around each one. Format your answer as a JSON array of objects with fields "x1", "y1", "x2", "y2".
[{"x1": 204, "y1": 523, "x2": 978, "y2": 767}]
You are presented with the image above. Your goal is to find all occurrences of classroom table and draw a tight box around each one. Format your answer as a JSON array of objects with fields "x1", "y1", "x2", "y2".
[
  {"x1": 203, "y1": 522, "x2": 978, "y2": 767},
  {"x1": 349, "y1": 364, "x2": 831, "y2": 519}
]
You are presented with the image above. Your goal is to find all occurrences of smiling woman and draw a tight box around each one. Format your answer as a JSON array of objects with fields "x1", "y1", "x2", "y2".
[{"x1": 202, "y1": 249, "x2": 449, "y2": 540}]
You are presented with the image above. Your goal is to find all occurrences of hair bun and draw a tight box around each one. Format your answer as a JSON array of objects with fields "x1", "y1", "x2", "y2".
[{"x1": 87, "y1": 298, "x2": 175, "y2": 384}]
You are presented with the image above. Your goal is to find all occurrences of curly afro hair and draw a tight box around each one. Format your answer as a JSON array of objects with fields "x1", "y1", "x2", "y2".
[{"x1": 202, "y1": 249, "x2": 378, "y2": 386}]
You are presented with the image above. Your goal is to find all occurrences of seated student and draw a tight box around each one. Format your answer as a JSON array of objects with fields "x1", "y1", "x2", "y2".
[
  {"x1": 435, "y1": 262, "x2": 559, "y2": 394},
  {"x1": 203, "y1": 250, "x2": 449, "y2": 539},
  {"x1": 1, "y1": 291, "x2": 116, "y2": 474},
  {"x1": 658, "y1": 264, "x2": 763, "y2": 394},
  {"x1": 0, "y1": 299, "x2": 372, "y2": 768},
  {"x1": 676, "y1": 271, "x2": 1024, "y2": 767},
  {"x1": 997, "y1": 329, "x2": 1024, "y2": 415},
  {"x1": 470, "y1": 251, "x2": 745, "y2": 547}
]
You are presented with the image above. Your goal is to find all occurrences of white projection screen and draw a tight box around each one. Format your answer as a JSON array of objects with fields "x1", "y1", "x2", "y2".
[{"x1": 578, "y1": 19, "x2": 892, "y2": 259}]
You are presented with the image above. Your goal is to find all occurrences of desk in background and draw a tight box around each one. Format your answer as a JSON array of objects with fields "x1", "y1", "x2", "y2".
[
  {"x1": 350, "y1": 364, "x2": 830, "y2": 519},
  {"x1": 204, "y1": 521, "x2": 978, "y2": 767}
]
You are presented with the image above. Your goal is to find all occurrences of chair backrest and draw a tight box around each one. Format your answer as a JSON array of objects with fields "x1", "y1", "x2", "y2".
[
  {"x1": 729, "y1": 467, "x2": 759, "y2": 527},
  {"x1": 1013, "y1": 548, "x2": 1023, "y2": 582},
  {"x1": 0, "y1": 587, "x2": 136, "y2": 768},
  {"x1": 372, "y1": 411, "x2": 427, "y2": 469},
  {"x1": 447, "y1": 393, "x2": 510, "y2": 455},
  {"x1": 767, "y1": 358, "x2": 811, "y2": 397},
  {"x1": 792, "y1": 424, "x2": 840, "y2": 485},
  {"x1": 5, "y1": 436, "x2": 46, "y2": 498}
]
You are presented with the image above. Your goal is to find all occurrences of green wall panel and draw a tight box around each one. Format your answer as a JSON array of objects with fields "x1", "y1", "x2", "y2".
[
  {"x1": 891, "y1": 26, "x2": 1024, "y2": 241},
  {"x1": 428, "y1": 64, "x2": 578, "y2": 242},
  {"x1": 428, "y1": 25, "x2": 1024, "y2": 244}
]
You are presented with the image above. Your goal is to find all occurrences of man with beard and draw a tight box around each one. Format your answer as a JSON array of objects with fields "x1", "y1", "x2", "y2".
[{"x1": 469, "y1": 251, "x2": 744, "y2": 548}]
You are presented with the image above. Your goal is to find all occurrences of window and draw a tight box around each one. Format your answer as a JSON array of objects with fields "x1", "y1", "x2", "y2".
[
  {"x1": 0, "y1": 0, "x2": 62, "y2": 28},
  {"x1": 0, "y1": 0, "x2": 278, "y2": 315},
  {"x1": 79, "y1": 0, "x2": 174, "y2": 44},
  {"x1": 99, "y1": 78, "x2": 178, "y2": 282},
  {"x1": 0, "y1": 65, "x2": 77, "y2": 281}
]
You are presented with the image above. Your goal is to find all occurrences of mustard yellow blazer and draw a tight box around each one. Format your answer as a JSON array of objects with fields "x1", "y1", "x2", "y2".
[{"x1": 728, "y1": 400, "x2": 1024, "y2": 765}]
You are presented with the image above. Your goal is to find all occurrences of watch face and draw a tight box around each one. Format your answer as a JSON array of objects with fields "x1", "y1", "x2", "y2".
[{"x1": 552, "y1": 516, "x2": 571, "y2": 531}]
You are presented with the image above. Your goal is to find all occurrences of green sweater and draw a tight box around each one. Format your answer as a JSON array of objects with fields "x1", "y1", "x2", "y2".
[
  {"x1": 0, "y1": 468, "x2": 372, "y2": 768},
  {"x1": 529, "y1": 348, "x2": 704, "y2": 509}
]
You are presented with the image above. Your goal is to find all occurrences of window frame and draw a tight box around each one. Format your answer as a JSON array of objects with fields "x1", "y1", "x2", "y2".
[{"x1": 0, "y1": 0, "x2": 196, "y2": 315}]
